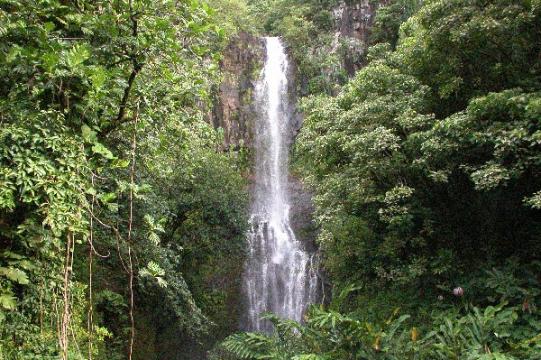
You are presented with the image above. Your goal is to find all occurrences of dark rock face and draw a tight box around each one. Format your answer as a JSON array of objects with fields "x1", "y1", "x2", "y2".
[
  {"x1": 333, "y1": 0, "x2": 390, "y2": 74},
  {"x1": 336, "y1": 0, "x2": 379, "y2": 44},
  {"x1": 213, "y1": 1, "x2": 390, "y2": 147},
  {"x1": 212, "y1": 32, "x2": 264, "y2": 150},
  {"x1": 288, "y1": 174, "x2": 318, "y2": 252},
  {"x1": 284, "y1": 46, "x2": 304, "y2": 145},
  {"x1": 213, "y1": 34, "x2": 324, "y2": 316}
]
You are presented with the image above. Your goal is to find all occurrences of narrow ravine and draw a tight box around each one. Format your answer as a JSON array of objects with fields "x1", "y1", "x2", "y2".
[{"x1": 243, "y1": 37, "x2": 318, "y2": 332}]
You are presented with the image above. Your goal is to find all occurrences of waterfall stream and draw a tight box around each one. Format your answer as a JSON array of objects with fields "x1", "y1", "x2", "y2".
[{"x1": 243, "y1": 37, "x2": 318, "y2": 332}]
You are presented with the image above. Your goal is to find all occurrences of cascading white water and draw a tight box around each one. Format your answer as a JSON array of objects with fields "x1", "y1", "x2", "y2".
[{"x1": 243, "y1": 37, "x2": 318, "y2": 332}]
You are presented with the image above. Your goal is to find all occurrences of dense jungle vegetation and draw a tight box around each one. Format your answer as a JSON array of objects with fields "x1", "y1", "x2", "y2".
[
  {"x1": 224, "y1": 0, "x2": 541, "y2": 359},
  {"x1": 1, "y1": 0, "x2": 540, "y2": 359},
  {"x1": 0, "y1": 0, "x2": 249, "y2": 358}
]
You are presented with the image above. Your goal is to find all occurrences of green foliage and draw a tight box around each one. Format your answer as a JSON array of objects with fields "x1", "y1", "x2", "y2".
[
  {"x1": 0, "y1": 0, "x2": 248, "y2": 358},
  {"x1": 286, "y1": 1, "x2": 541, "y2": 359},
  {"x1": 418, "y1": 89, "x2": 541, "y2": 200},
  {"x1": 296, "y1": 60, "x2": 433, "y2": 286},
  {"x1": 398, "y1": 0, "x2": 541, "y2": 116},
  {"x1": 371, "y1": 0, "x2": 423, "y2": 49},
  {"x1": 210, "y1": 0, "x2": 259, "y2": 40},
  {"x1": 296, "y1": 0, "x2": 541, "y2": 289},
  {"x1": 223, "y1": 264, "x2": 541, "y2": 359}
]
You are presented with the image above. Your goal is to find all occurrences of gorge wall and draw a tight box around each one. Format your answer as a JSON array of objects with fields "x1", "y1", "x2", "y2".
[
  {"x1": 207, "y1": 0, "x2": 390, "y2": 331},
  {"x1": 334, "y1": 0, "x2": 391, "y2": 74},
  {"x1": 212, "y1": 32, "x2": 263, "y2": 150},
  {"x1": 213, "y1": 33, "x2": 318, "y2": 246},
  {"x1": 213, "y1": 1, "x2": 390, "y2": 147},
  {"x1": 210, "y1": 0, "x2": 391, "y2": 259}
]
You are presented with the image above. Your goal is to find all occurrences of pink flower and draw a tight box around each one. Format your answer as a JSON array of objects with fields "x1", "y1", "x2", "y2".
[{"x1": 452, "y1": 287, "x2": 464, "y2": 297}]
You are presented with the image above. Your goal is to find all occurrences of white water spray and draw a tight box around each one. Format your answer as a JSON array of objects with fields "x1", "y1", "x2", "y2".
[{"x1": 243, "y1": 37, "x2": 318, "y2": 332}]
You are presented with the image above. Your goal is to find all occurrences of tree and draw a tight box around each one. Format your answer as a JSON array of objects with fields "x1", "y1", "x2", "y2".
[{"x1": 0, "y1": 0, "x2": 247, "y2": 358}]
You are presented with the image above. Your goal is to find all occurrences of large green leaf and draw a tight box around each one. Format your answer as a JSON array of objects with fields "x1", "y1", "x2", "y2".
[
  {"x1": 0, "y1": 267, "x2": 29, "y2": 285},
  {"x1": 0, "y1": 293, "x2": 17, "y2": 310}
]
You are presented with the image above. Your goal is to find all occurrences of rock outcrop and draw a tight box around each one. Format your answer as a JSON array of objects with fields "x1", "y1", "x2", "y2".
[
  {"x1": 333, "y1": 0, "x2": 390, "y2": 74},
  {"x1": 212, "y1": 32, "x2": 263, "y2": 150},
  {"x1": 213, "y1": 2, "x2": 390, "y2": 148}
]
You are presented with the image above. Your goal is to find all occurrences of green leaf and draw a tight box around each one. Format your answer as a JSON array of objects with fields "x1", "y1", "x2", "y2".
[
  {"x1": 90, "y1": 66, "x2": 107, "y2": 90},
  {"x1": 0, "y1": 267, "x2": 30, "y2": 285},
  {"x1": 92, "y1": 143, "x2": 115, "y2": 159},
  {"x1": 99, "y1": 192, "x2": 116, "y2": 203},
  {"x1": 82, "y1": 124, "x2": 97, "y2": 143},
  {"x1": 6, "y1": 46, "x2": 21, "y2": 63},
  {"x1": 43, "y1": 21, "x2": 55, "y2": 32},
  {"x1": 112, "y1": 159, "x2": 130, "y2": 168},
  {"x1": 0, "y1": 293, "x2": 16, "y2": 310},
  {"x1": 66, "y1": 43, "x2": 90, "y2": 69}
]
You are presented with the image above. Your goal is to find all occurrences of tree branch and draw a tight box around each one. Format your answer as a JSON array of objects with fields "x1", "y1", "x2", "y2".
[{"x1": 100, "y1": 2, "x2": 143, "y2": 136}]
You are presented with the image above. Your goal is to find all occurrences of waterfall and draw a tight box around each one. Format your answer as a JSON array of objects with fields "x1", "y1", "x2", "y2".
[{"x1": 243, "y1": 37, "x2": 319, "y2": 332}]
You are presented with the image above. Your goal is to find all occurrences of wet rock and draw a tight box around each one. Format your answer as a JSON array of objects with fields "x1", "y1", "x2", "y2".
[
  {"x1": 288, "y1": 174, "x2": 318, "y2": 253},
  {"x1": 212, "y1": 32, "x2": 264, "y2": 150},
  {"x1": 333, "y1": 0, "x2": 390, "y2": 75}
]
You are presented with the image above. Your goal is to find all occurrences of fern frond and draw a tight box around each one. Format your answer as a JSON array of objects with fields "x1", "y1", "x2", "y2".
[{"x1": 222, "y1": 332, "x2": 273, "y2": 359}]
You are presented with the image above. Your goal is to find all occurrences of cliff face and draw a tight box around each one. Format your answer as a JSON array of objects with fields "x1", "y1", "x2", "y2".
[
  {"x1": 333, "y1": 0, "x2": 390, "y2": 74},
  {"x1": 213, "y1": 33, "x2": 321, "y2": 295},
  {"x1": 210, "y1": 0, "x2": 391, "y2": 243},
  {"x1": 336, "y1": 0, "x2": 379, "y2": 43},
  {"x1": 213, "y1": 2, "x2": 390, "y2": 148},
  {"x1": 212, "y1": 32, "x2": 264, "y2": 150}
]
